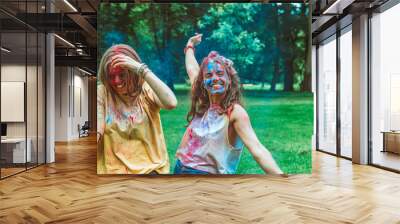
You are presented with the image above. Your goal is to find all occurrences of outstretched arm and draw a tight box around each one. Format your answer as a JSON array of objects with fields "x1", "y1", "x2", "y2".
[
  {"x1": 231, "y1": 105, "x2": 284, "y2": 175},
  {"x1": 111, "y1": 55, "x2": 177, "y2": 110},
  {"x1": 185, "y1": 34, "x2": 202, "y2": 84},
  {"x1": 142, "y1": 70, "x2": 177, "y2": 110}
]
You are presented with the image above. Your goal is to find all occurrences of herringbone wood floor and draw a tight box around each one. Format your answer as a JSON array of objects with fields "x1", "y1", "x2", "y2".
[{"x1": 1, "y1": 135, "x2": 400, "y2": 224}]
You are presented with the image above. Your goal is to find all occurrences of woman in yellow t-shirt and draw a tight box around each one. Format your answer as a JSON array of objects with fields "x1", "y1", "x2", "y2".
[{"x1": 97, "y1": 44, "x2": 177, "y2": 174}]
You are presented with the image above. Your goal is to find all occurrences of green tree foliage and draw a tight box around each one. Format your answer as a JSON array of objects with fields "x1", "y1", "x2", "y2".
[
  {"x1": 98, "y1": 3, "x2": 310, "y2": 92},
  {"x1": 198, "y1": 4, "x2": 265, "y2": 84}
]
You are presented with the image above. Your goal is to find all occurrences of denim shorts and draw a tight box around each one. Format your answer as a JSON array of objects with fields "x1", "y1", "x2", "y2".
[{"x1": 174, "y1": 160, "x2": 209, "y2": 174}]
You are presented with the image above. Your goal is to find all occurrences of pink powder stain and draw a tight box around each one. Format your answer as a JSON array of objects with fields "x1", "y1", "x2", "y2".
[
  {"x1": 108, "y1": 46, "x2": 125, "y2": 81},
  {"x1": 128, "y1": 113, "x2": 136, "y2": 123},
  {"x1": 109, "y1": 65, "x2": 122, "y2": 77},
  {"x1": 110, "y1": 105, "x2": 122, "y2": 121},
  {"x1": 179, "y1": 153, "x2": 192, "y2": 164},
  {"x1": 113, "y1": 46, "x2": 123, "y2": 54},
  {"x1": 108, "y1": 64, "x2": 124, "y2": 86},
  {"x1": 186, "y1": 128, "x2": 202, "y2": 159}
]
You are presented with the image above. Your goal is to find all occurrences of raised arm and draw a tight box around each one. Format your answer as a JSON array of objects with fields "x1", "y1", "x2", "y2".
[
  {"x1": 185, "y1": 34, "x2": 202, "y2": 84},
  {"x1": 231, "y1": 104, "x2": 284, "y2": 175},
  {"x1": 111, "y1": 55, "x2": 177, "y2": 110}
]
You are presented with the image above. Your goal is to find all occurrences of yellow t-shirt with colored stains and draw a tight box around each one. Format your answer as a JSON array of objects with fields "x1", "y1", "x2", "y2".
[{"x1": 97, "y1": 83, "x2": 169, "y2": 174}]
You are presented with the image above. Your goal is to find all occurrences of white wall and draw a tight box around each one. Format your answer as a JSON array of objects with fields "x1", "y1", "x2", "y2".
[
  {"x1": 55, "y1": 67, "x2": 68, "y2": 141},
  {"x1": 54, "y1": 67, "x2": 89, "y2": 141},
  {"x1": 72, "y1": 72, "x2": 89, "y2": 138}
]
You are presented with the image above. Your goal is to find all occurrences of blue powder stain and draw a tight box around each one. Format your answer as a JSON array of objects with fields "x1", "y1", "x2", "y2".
[
  {"x1": 106, "y1": 114, "x2": 112, "y2": 125},
  {"x1": 207, "y1": 60, "x2": 215, "y2": 73},
  {"x1": 203, "y1": 78, "x2": 213, "y2": 88}
]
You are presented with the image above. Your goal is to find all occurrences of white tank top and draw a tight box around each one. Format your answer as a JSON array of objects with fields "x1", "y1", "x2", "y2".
[{"x1": 176, "y1": 105, "x2": 244, "y2": 174}]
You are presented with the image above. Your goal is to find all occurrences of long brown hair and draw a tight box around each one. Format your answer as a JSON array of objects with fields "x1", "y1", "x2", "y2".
[
  {"x1": 98, "y1": 44, "x2": 144, "y2": 101},
  {"x1": 187, "y1": 51, "x2": 242, "y2": 123}
]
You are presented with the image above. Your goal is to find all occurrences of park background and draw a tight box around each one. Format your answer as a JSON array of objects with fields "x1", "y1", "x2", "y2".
[{"x1": 98, "y1": 3, "x2": 313, "y2": 174}]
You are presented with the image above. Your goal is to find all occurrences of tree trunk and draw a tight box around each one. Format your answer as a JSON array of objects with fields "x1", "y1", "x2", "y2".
[
  {"x1": 301, "y1": 74, "x2": 311, "y2": 92},
  {"x1": 271, "y1": 58, "x2": 280, "y2": 91},
  {"x1": 284, "y1": 57, "x2": 294, "y2": 92},
  {"x1": 301, "y1": 5, "x2": 312, "y2": 92},
  {"x1": 162, "y1": 50, "x2": 175, "y2": 91},
  {"x1": 150, "y1": 7, "x2": 162, "y2": 57}
]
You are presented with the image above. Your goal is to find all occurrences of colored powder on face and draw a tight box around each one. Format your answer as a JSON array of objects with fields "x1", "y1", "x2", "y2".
[
  {"x1": 212, "y1": 63, "x2": 227, "y2": 94},
  {"x1": 203, "y1": 78, "x2": 213, "y2": 89},
  {"x1": 108, "y1": 65, "x2": 124, "y2": 86},
  {"x1": 109, "y1": 65, "x2": 122, "y2": 77},
  {"x1": 210, "y1": 84, "x2": 225, "y2": 94},
  {"x1": 215, "y1": 63, "x2": 224, "y2": 73},
  {"x1": 203, "y1": 60, "x2": 227, "y2": 95},
  {"x1": 207, "y1": 60, "x2": 215, "y2": 74},
  {"x1": 203, "y1": 77, "x2": 225, "y2": 94},
  {"x1": 108, "y1": 46, "x2": 125, "y2": 78}
]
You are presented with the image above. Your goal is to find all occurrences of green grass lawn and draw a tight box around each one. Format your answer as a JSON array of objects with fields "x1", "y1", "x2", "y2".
[{"x1": 160, "y1": 88, "x2": 313, "y2": 174}]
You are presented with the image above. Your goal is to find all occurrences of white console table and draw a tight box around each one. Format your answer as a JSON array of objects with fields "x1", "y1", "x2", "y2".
[{"x1": 1, "y1": 138, "x2": 32, "y2": 163}]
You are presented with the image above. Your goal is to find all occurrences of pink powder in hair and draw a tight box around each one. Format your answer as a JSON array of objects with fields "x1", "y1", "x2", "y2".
[{"x1": 113, "y1": 46, "x2": 123, "y2": 53}]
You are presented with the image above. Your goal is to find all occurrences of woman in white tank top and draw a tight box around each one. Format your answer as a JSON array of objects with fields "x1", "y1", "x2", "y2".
[{"x1": 174, "y1": 34, "x2": 284, "y2": 175}]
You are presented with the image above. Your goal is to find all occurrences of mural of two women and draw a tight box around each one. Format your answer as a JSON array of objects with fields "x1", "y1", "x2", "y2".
[{"x1": 97, "y1": 34, "x2": 284, "y2": 175}]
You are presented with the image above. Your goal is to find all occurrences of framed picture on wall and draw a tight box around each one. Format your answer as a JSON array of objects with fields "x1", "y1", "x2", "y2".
[{"x1": 96, "y1": 2, "x2": 313, "y2": 175}]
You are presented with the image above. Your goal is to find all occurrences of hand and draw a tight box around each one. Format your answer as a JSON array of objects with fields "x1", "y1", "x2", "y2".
[
  {"x1": 187, "y1": 33, "x2": 202, "y2": 47},
  {"x1": 110, "y1": 54, "x2": 142, "y2": 75}
]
